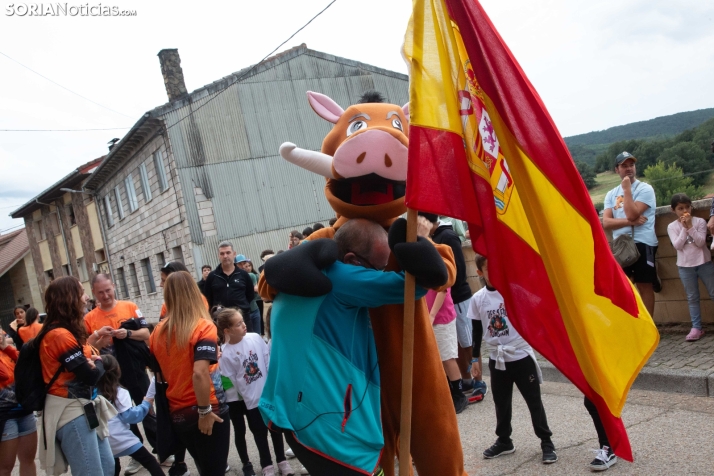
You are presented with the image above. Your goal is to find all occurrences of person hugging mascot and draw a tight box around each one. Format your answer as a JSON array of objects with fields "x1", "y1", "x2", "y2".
[{"x1": 258, "y1": 90, "x2": 467, "y2": 476}]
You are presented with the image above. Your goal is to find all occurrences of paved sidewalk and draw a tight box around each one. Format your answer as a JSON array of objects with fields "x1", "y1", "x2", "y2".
[{"x1": 485, "y1": 324, "x2": 714, "y2": 397}]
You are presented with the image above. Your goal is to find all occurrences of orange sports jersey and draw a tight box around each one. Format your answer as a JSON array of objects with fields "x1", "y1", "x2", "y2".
[
  {"x1": 149, "y1": 318, "x2": 219, "y2": 412},
  {"x1": 1, "y1": 346, "x2": 20, "y2": 413},
  {"x1": 40, "y1": 328, "x2": 96, "y2": 399},
  {"x1": 84, "y1": 300, "x2": 146, "y2": 334},
  {"x1": 18, "y1": 322, "x2": 42, "y2": 342},
  {"x1": 160, "y1": 294, "x2": 209, "y2": 320}
]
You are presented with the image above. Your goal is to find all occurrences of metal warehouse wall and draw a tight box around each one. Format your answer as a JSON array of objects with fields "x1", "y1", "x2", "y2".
[{"x1": 161, "y1": 48, "x2": 409, "y2": 270}]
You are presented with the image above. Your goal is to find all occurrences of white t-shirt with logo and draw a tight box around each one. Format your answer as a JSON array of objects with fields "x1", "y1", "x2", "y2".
[
  {"x1": 219, "y1": 333, "x2": 270, "y2": 410},
  {"x1": 467, "y1": 287, "x2": 530, "y2": 362}
]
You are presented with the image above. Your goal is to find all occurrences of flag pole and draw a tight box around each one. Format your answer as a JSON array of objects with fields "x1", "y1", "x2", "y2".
[{"x1": 399, "y1": 207, "x2": 418, "y2": 472}]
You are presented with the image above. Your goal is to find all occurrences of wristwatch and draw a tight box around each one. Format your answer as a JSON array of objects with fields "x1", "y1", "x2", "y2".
[{"x1": 126, "y1": 329, "x2": 132, "y2": 339}]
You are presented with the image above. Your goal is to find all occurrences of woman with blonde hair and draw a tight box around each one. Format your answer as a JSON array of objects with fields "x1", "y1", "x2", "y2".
[{"x1": 149, "y1": 271, "x2": 230, "y2": 476}]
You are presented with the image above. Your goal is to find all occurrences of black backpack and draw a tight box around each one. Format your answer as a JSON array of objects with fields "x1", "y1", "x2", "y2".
[{"x1": 14, "y1": 329, "x2": 63, "y2": 412}]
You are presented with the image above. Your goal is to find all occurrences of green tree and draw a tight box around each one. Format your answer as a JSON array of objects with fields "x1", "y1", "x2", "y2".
[
  {"x1": 656, "y1": 142, "x2": 710, "y2": 185},
  {"x1": 642, "y1": 161, "x2": 704, "y2": 206},
  {"x1": 594, "y1": 139, "x2": 644, "y2": 172},
  {"x1": 575, "y1": 161, "x2": 597, "y2": 189}
]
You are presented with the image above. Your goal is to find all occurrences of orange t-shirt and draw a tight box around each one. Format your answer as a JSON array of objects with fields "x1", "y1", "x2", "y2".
[
  {"x1": 84, "y1": 300, "x2": 144, "y2": 333},
  {"x1": 40, "y1": 328, "x2": 96, "y2": 399},
  {"x1": 149, "y1": 318, "x2": 219, "y2": 412},
  {"x1": 84, "y1": 301, "x2": 147, "y2": 354},
  {"x1": 160, "y1": 295, "x2": 209, "y2": 320},
  {"x1": 0, "y1": 346, "x2": 19, "y2": 393},
  {"x1": 18, "y1": 322, "x2": 42, "y2": 342}
]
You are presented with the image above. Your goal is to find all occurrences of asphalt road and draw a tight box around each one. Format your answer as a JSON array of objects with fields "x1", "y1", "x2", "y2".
[{"x1": 13, "y1": 381, "x2": 714, "y2": 475}]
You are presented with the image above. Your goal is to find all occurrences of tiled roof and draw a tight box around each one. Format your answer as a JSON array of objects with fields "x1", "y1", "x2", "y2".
[{"x1": 0, "y1": 228, "x2": 29, "y2": 278}]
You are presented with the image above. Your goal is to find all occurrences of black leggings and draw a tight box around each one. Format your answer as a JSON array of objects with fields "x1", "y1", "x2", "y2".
[
  {"x1": 489, "y1": 356, "x2": 553, "y2": 450},
  {"x1": 228, "y1": 400, "x2": 285, "y2": 469},
  {"x1": 284, "y1": 431, "x2": 366, "y2": 476},
  {"x1": 114, "y1": 446, "x2": 165, "y2": 476},
  {"x1": 584, "y1": 396, "x2": 609, "y2": 448},
  {"x1": 173, "y1": 409, "x2": 231, "y2": 476}
]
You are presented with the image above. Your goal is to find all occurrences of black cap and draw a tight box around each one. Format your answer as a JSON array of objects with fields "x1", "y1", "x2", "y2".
[{"x1": 615, "y1": 151, "x2": 637, "y2": 167}]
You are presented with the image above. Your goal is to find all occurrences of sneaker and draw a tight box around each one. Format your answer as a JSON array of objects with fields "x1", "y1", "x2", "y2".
[
  {"x1": 461, "y1": 378, "x2": 475, "y2": 392},
  {"x1": 225, "y1": 465, "x2": 231, "y2": 473},
  {"x1": 242, "y1": 462, "x2": 256, "y2": 476},
  {"x1": 278, "y1": 460, "x2": 295, "y2": 475},
  {"x1": 168, "y1": 462, "x2": 190, "y2": 476},
  {"x1": 686, "y1": 328, "x2": 705, "y2": 342},
  {"x1": 589, "y1": 446, "x2": 617, "y2": 471},
  {"x1": 472, "y1": 380, "x2": 488, "y2": 398},
  {"x1": 161, "y1": 455, "x2": 176, "y2": 467},
  {"x1": 452, "y1": 390, "x2": 469, "y2": 414},
  {"x1": 124, "y1": 458, "x2": 142, "y2": 475},
  {"x1": 542, "y1": 449, "x2": 558, "y2": 464},
  {"x1": 285, "y1": 448, "x2": 296, "y2": 458},
  {"x1": 468, "y1": 393, "x2": 484, "y2": 404},
  {"x1": 262, "y1": 465, "x2": 275, "y2": 476},
  {"x1": 483, "y1": 440, "x2": 516, "y2": 459}
]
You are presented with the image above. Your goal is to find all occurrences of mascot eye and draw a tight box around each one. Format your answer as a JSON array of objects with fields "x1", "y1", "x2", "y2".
[
  {"x1": 392, "y1": 118, "x2": 403, "y2": 131},
  {"x1": 347, "y1": 120, "x2": 367, "y2": 137}
]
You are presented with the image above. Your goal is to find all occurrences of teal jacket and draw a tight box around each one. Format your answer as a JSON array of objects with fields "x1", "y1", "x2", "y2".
[{"x1": 259, "y1": 261, "x2": 425, "y2": 475}]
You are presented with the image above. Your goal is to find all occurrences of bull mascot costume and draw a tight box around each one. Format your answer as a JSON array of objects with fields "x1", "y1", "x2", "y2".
[{"x1": 259, "y1": 91, "x2": 467, "y2": 476}]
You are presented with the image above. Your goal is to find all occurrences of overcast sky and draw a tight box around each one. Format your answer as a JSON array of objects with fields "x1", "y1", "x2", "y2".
[{"x1": 1, "y1": 0, "x2": 713, "y2": 232}]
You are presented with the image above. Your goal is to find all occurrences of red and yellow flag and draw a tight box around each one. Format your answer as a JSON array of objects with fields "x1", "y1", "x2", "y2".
[{"x1": 404, "y1": 0, "x2": 659, "y2": 461}]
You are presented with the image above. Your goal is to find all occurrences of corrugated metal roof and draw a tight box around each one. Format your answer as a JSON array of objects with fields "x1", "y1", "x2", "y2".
[{"x1": 158, "y1": 46, "x2": 408, "y2": 247}]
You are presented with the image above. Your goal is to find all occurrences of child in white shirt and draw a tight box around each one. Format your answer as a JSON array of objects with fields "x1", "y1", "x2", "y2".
[
  {"x1": 467, "y1": 255, "x2": 556, "y2": 465},
  {"x1": 96, "y1": 355, "x2": 165, "y2": 476},
  {"x1": 216, "y1": 308, "x2": 293, "y2": 476}
]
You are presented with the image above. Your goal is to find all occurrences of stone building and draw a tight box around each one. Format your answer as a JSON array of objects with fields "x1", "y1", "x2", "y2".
[
  {"x1": 10, "y1": 157, "x2": 107, "y2": 301},
  {"x1": 0, "y1": 229, "x2": 44, "y2": 327},
  {"x1": 83, "y1": 44, "x2": 409, "y2": 321}
]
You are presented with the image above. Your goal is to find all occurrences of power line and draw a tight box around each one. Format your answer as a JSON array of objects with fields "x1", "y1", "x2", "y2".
[
  {"x1": 0, "y1": 50, "x2": 134, "y2": 119},
  {"x1": 164, "y1": 0, "x2": 338, "y2": 133},
  {"x1": 0, "y1": 0, "x2": 338, "y2": 134},
  {"x1": 0, "y1": 127, "x2": 130, "y2": 132},
  {"x1": 0, "y1": 223, "x2": 24, "y2": 234},
  {"x1": 645, "y1": 167, "x2": 714, "y2": 183}
]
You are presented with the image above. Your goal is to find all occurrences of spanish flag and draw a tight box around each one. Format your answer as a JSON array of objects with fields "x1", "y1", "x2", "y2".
[{"x1": 404, "y1": 0, "x2": 659, "y2": 461}]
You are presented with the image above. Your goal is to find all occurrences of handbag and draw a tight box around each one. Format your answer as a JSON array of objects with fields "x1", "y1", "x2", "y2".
[{"x1": 611, "y1": 225, "x2": 640, "y2": 268}]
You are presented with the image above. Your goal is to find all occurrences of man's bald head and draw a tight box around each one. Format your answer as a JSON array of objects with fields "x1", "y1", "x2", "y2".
[
  {"x1": 91, "y1": 273, "x2": 117, "y2": 309},
  {"x1": 334, "y1": 219, "x2": 390, "y2": 271}
]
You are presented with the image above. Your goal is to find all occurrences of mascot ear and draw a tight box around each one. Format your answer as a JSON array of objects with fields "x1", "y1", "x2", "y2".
[
  {"x1": 307, "y1": 91, "x2": 344, "y2": 124},
  {"x1": 402, "y1": 103, "x2": 410, "y2": 121}
]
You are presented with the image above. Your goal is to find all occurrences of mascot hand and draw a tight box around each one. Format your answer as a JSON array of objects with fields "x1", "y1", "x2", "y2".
[
  {"x1": 264, "y1": 239, "x2": 338, "y2": 297},
  {"x1": 389, "y1": 219, "x2": 448, "y2": 289}
]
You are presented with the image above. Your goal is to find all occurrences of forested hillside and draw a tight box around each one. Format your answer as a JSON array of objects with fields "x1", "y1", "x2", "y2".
[{"x1": 565, "y1": 108, "x2": 714, "y2": 166}]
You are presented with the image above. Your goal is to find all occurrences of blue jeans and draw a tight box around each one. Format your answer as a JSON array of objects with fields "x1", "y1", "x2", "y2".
[
  {"x1": 246, "y1": 308, "x2": 261, "y2": 334},
  {"x1": 678, "y1": 261, "x2": 714, "y2": 330},
  {"x1": 56, "y1": 414, "x2": 114, "y2": 476}
]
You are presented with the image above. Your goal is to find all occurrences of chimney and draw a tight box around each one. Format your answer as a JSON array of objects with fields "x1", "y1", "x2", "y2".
[{"x1": 158, "y1": 49, "x2": 188, "y2": 102}]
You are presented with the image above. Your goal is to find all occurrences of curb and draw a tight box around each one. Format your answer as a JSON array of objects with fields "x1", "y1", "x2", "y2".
[{"x1": 482, "y1": 360, "x2": 714, "y2": 398}]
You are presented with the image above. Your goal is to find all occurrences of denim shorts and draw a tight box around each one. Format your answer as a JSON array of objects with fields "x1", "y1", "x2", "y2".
[{"x1": 1, "y1": 413, "x2": 37, "y2": 441}]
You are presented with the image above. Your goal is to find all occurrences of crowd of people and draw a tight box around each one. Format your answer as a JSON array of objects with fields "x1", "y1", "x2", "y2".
[{"x1": 1, "y1": 150, "x2": 712, "y2": 475}]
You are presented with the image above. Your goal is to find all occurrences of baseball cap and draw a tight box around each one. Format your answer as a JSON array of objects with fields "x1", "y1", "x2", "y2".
[
  {"x1": 234, "y1": 254, "x2": 248, "y2": 263},
  {"x1": 615, "y1": 151, "x2": 637, "y2": 167}
]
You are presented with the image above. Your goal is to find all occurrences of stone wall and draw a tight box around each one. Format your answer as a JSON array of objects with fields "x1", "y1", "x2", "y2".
[
  {"x1": 8, "y1": 254, "x2": 44, "y2": 312},
  {"x1": 460, "y1": 197, "x2": 714, "y2": 325},
  {"x1": 96, "y1": 131, "x2": 193, "y2": 321}
]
